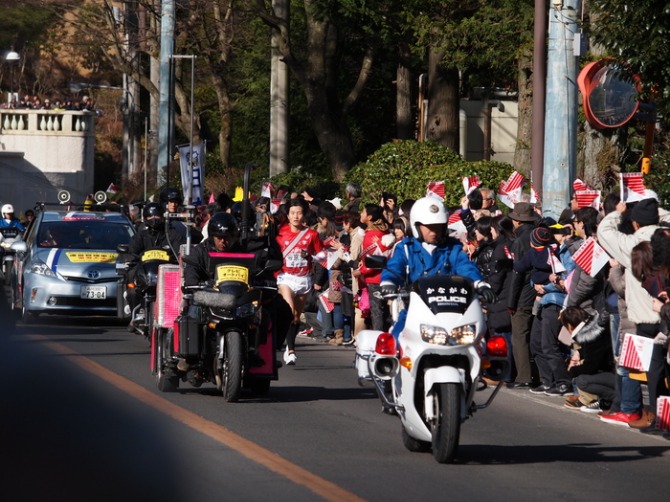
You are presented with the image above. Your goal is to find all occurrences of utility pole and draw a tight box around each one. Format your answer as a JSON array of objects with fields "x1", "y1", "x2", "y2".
[
  {"x1": 269, "y1": 0, "x2": 289, "y2": 177},
  {"x1": 542, "y1": 0, "x2": 581, "y2": 219},
  {"x1": 158, "y1": 0, "x2": 175, "y2": 186},
  {"x1": 531, "y1": 0, "x2": 547, "y2": 202}
]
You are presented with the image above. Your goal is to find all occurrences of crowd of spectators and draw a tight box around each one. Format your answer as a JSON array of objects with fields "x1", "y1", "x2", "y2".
[
  {"x1": 2, "y1": 93, "x2": 95, "y2": 111},
  {"x1": 121, "y1": 180, "x2": 670, "y2": 436}
]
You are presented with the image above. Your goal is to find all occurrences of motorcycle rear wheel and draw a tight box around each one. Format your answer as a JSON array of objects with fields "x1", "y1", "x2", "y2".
[
  {"x1": 431, "y1": 382, "x2": 461, "y2": 463},
  {"x1": 221, "y1": 331, "x2": 243, "y2": 402},
  {"x1": 155, "y1": 329, "x2": 179, "y2": 392}
]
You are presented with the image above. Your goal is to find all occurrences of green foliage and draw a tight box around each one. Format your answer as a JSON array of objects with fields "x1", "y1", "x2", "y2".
[{"x1": 346, "y1": 140, "x2": 514, "y2": 206}]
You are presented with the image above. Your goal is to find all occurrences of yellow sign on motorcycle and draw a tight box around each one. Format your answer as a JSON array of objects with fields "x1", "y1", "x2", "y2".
[
  {"x1": 215, "y1": 265, "x2": 249, "y2": 285},
  {"x1": 141, "y1": 249, "x2": 170, "y2": 262}
]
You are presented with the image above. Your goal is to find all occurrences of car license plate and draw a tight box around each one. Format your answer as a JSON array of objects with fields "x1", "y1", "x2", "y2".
[{"x1": 81, "y1": 286, "x2": 107, "y2": 299}]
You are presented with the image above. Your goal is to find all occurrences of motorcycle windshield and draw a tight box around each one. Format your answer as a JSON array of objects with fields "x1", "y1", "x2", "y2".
[{"x1": 412, "y1": 275, "x2": 474, "y2": 315}]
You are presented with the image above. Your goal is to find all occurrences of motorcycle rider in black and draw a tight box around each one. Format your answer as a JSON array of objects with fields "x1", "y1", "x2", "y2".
[
  {"x1": 125, "y1": 202, "x2": 186, "y2": 330},
  {"x1": 183, "y1": 212, "x2": 278, "y2": 367}
]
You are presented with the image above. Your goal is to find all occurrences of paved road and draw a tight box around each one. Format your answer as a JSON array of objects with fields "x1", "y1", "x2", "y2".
[{"x1": 2, "y1": 316, "x2": 669, "y2": 501}]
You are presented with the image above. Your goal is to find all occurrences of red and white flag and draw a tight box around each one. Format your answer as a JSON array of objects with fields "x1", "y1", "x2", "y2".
[
  {"x1": 575, "y1": 190, "x2": 601, "y2": 209},
  {"x1": 530, "y1": 182, "x2": 540, "y2": 204},
  {"x1": 657, "y1": 396, "x2": 670, "y2": 431},
  {"x1": 620, "y1": 172, "x2": 646, "y2": 202},
  {"x1": 572, "y1": 237, "x2": 610, "y2": 277},
  {"x1": 426, "y1": 181, "x2": 445, "y2": 200},
  {"x1": 106, "y1": 182, "x2": 120, "y2": 194},
  {"x1": 548, "y1": 250, "x2": 566, "y2": 274},
  {"x1": 619, "y1": 333, "x2": 654, "y2": 372},
  {"x1": 208, "y1": 193, "x2": 216, "y2": 204},
  {"x1": 573, "y1": 178, "x2": 591, "y2": 192},
  {"x1": 261, "y1": 182, "x2": 274, "y2": 199},
  {"x1": 270, "y1": 199, "x2": 283, "y2": 215},
  {"x1": 497, "y1": 171, "x2": 525, "y2": 209},
  {"x1": 462, "y1": 175, "x2": 481, "y2": 195},
  {"x1": 319, "y1": 291, "x2": 335, "y2": 313},
  {"x1": 447, "y1": 210, "x2": 467, "y2": 237}
]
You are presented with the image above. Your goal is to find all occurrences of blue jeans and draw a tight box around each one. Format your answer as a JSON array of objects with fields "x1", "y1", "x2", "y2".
[{"x1": 331, "y1": 304, "x2": 352, "y2": 341}]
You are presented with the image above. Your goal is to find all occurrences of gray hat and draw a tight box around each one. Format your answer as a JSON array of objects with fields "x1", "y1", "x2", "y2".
[{"x1": 509, "y1": 202, "x2": 536, "y2": 223}]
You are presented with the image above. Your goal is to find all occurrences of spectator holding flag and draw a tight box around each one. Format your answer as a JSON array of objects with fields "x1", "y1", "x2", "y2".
[{"x1": 597, "y1": 194, "x2": 670, "y2": 425}]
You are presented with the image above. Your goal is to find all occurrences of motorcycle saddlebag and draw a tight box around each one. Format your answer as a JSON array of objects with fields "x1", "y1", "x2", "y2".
[{"x1": 173, "y1": 315, "x2": 201, "y2": 357}]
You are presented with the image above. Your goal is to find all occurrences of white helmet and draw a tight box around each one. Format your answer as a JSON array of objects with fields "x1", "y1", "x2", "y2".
[
  {"x1": 409, "y1": 196, "x2": 448, "y2": 239},
  {"x1": 1, "y1": 203, "x2": 14, "y2": 216}
]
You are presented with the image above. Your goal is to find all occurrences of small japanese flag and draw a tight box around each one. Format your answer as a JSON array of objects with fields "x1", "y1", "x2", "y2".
[
  {"x1": 462, "y1": 175, "x2": 481, "y2": 195},
  {"x1": 426, "y1": 181, "x2": 445, "y2": 201},
  {"x1": 572, "y1": 237, "x2": 610, "y2": 277}
]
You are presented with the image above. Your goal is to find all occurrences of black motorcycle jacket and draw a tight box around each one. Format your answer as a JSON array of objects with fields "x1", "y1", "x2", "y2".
[{"x1": 128, "y1": 224, "x2": 186, "y2": 262}]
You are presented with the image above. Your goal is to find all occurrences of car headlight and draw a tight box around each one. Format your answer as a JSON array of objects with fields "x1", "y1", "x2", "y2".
[
  {"x1": 235, "y1": 301, "x2": 258, "y2": 318},
  {"x1": 29, "y1": 259, "x2": 56, "y2": 278},
  {"x1": 420, "y1": 323, "x2": 478, "y2": 346}
]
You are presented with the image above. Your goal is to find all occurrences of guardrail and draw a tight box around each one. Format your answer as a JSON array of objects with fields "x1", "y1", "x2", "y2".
[{"x1": 0, "y1": 109, "x2": 95, "y2": 135}]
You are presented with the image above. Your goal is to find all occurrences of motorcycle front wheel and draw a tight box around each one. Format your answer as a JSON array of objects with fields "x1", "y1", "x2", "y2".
[
  {"x1": 155, "y1": 329, "x2": 179, "y2": 392},
  {"x1": 221, "y1": 331, "x2": 243, "y2": 402},
  {"x1": 431, "y1": 382, "x2": 461, "y2": 463}
]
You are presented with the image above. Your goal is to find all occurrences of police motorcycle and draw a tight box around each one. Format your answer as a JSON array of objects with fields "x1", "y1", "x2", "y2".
[
  {"x1": 116, "y1": 202, "x2": 183, "y2": 337},
  {"x1": 355, "y1": 254, "x2": 509, "y2": 463},
  {"x1": 0, "y1": 204, "x2": 23, "y2": 285},
  {"x1": 151, "y1": 164, "x2": 283, "y2": 401}
]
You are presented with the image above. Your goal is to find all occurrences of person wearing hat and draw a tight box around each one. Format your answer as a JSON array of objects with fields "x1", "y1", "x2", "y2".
[
  {"x1": 506, "y1": 202, "x2": 540, "y2": 389},
  {"x1": 597, "y1": 196, "x2": 670, "y2": 426},
  {"x1": 513, "y1": 226, "x2": 573, "y2": 395}
]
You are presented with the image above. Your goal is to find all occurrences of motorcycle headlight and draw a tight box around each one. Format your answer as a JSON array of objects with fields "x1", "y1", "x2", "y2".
[
  {"x1": 235, "y1": 301, "x2": 258, "y2": 318},
  {"x1": 420, "y1": 323, "x2": 478, "y2": 346},
  {"x1": 30, "y1": 259, "x2": 56, "y2": 278}
]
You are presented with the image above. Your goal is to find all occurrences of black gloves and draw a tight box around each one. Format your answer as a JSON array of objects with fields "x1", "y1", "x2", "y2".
[
  {"x1": 476, "y1": 285, "x2": 497, "y2": 304},
  {"x1": 381, "y1": 284, "x2": 397, "y2": 297}
]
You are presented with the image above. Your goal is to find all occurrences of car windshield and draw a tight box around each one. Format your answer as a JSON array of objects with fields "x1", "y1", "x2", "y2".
[{"x1": 37, "y1": 221, "x2": 133, "y2": 250}]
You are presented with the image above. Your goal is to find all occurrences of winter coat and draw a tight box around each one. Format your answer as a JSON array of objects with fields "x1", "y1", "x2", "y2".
[
  {"x1": 568, "y1": 312, "x2": 613, "y2": 378},
  {"x1": 486, "y1": 235, "x2": 514, "y2": 331},
  {"x1": 380, "y1": 236, "x2": 482, "y2": 288},
  {"x1": 597, "y1": 210, "x2": 670, "y2": 324},
  {"x1": 508, "y1": 222, "x2": 537, "y2": 309}
]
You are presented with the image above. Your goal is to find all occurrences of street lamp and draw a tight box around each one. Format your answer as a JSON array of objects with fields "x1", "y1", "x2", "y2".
[{"x1": 4, "y1": 50, "x2": 19, "y2": 106}]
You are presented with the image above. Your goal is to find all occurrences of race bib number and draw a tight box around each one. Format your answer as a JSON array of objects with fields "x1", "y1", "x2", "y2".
[
  {"x1": 141, "y1": 249, "x2": 170, "y2": 262},
  {"x1": 216, "y1": 265, "x2": 249, "y2": 285},
  {"x1": 285, "y1": 250, "x2": 308, "y2": 269}
]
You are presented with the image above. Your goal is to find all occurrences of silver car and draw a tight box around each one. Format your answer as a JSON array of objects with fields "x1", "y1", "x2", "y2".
[{"x1": 12, "y1": 209, "x2": 135, "y2": 322}]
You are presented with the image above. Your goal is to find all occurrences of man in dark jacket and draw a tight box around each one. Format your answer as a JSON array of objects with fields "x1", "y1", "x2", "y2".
[{"x1": 507, "y1": 202, "x2": 539, "y2": 388}]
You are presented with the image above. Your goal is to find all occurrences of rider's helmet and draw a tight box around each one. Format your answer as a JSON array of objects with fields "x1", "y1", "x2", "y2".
[
  {"x1": 208, "y1": 212, "x2": 239, "y2": 242},
  {"x1": 160, "y1": 187, "x2": 183, "y2": 208},
  {"x1": 2, "y1": 203, "x2": 14, "y2": 220},
  {"x1": 409, "y1": 196, "x2": 448, "y2": 240},
  {"x1": 143, "y1": 202, "x2": 164, "y2": 231}
]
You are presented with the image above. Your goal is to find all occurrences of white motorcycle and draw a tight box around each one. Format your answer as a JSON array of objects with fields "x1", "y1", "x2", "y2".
[{"x1": 356, "y1": 268, "x2": 509, "y2": 463}]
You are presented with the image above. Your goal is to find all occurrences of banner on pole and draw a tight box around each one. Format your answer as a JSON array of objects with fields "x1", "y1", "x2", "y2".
[{"x1": 178, "y1": 142, "x2": 206, "y2": 205}]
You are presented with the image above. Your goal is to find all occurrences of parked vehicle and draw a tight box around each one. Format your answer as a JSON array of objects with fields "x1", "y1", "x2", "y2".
[
  {"x1": 10, "y1": 206, "x2": 135, "y2": 322},
  {"x1": 356, "y1": 260, "x2": 509, "y2": 463}
]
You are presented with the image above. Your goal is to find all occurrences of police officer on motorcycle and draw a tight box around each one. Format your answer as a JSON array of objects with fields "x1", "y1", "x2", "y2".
[
  {"x1": 0, "y1": 204, "x2": 25, "y2": 235},
  {"x1": 124, "y1": 202, "x2": 186, "y2": 329},
  {"x1": 380, "y1": 196, "x2": 496, "y2": 340}
]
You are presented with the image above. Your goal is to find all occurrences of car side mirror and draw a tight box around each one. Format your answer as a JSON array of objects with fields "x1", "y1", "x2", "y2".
[
  {"x1": 11, "y1": 241, "x2": 27, "y2": 254},
  {"x1": 117, "y1": 244, "x2": 129, "y2": 254}
]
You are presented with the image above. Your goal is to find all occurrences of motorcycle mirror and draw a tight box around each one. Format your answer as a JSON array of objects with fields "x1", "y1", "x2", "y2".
[{"x1": 10, "y1": 241, "x2": 27, "y2": 253}]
